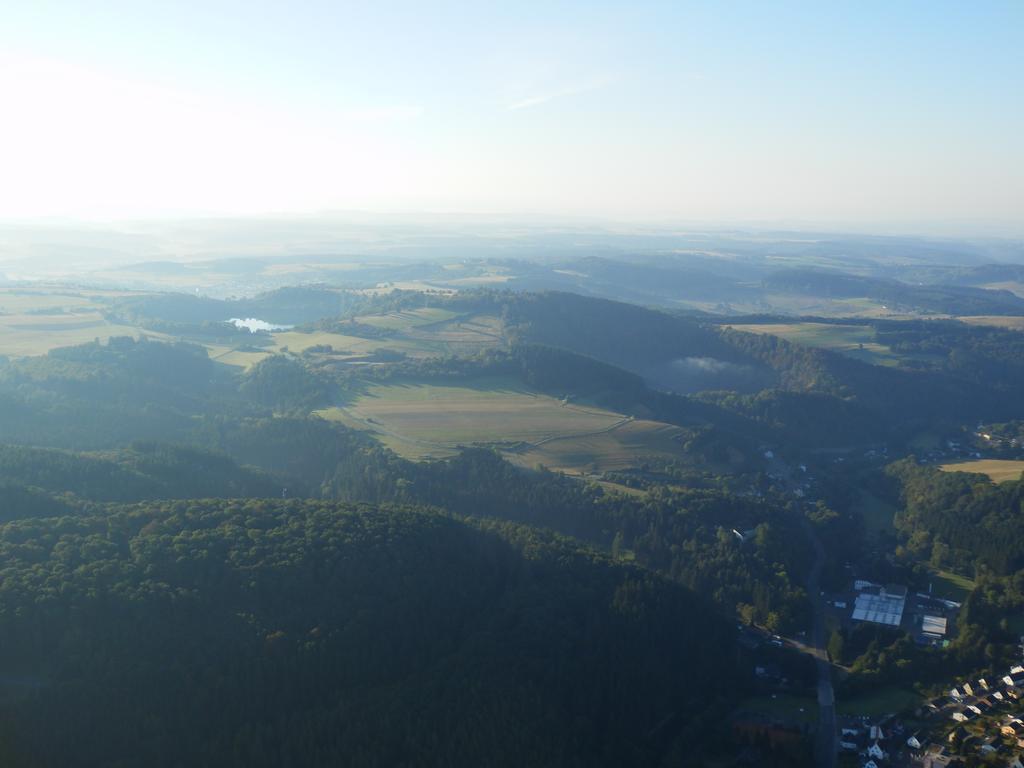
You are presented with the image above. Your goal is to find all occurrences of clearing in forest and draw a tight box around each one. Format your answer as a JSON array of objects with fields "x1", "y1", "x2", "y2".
[
  {"x1": 315, "y1": 378, "x2": 684, "y2": 469},
  {"x1": 727, "y1": 322, "x2": 903, "y2": 366}
]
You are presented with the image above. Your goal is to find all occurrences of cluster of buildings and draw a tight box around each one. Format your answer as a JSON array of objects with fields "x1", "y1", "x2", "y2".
[
  {"x1": 899, "y1": 665, "x2": 1024, "y2": 767},
  {"x1": 839, "y1": 719, "x2": 904, "y2": 768},
  {"x1": 828, "y1": 580, "x2": 957, "y2": 646},
  {"x1": 976, "y1": 429, "x2": 1022, "y2": 453},
  {"x1": 947, "y1": 667, "x2": 1024, "y2": 724},
  {"x1": 838, "y1": 665, "x2": 1024, "y2": 768}
]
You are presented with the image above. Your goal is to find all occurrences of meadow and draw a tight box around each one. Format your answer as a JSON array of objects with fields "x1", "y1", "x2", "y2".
[
  {"x1": 313, "y1": 378, "x2": 690, "y2": 472},
  {"x1": 728, "y1": 322, "x2": 905, "y2": 365},
  {"x1": 316, "y1": 378, "x2": 625, "y2": 456},
  {"x1": 959, "y1": 315, "x2": 1024, "y2": 331},
  {"x1": 0, "y1": 289, "x2": 160, "y2": 356},
  {"x1": 928, "y1": 568, "x2": 976, "y2": 602},
  {"x1": 853, "y1": 489, "x2": 897, "y2": 535},
  {"x1": 511, "y1": 419, "x2": 686, "y2": 474},
  {"x1": 835, "y1": 686, "x2": 919, "y2": 717},
  {"x1": 939, "y1": 459, "x2": 1024, "y2": 484},
  {"x1": 352, "y1": 307, "x2": 458, "y2": 330}
]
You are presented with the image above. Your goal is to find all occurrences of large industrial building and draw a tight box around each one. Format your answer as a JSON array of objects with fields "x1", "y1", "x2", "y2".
[{"x1": 851, "y1": 584, "x2": 908, "y2": 627}]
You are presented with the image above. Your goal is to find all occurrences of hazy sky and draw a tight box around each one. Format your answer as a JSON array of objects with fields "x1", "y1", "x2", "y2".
[{"x1": 1, "y1": 1, "x2": 1021, "y2": 228}]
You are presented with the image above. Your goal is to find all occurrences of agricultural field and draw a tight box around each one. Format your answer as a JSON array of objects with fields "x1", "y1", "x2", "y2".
[
  {"x1": 759, "y1": 294, "x2": 903, "y2": 319},
  {"x1": 511, "y1": 419, "x2": 686, "y2": 475},
  {"x1": 352, "y1": 307, "x2": 459, "y2": 330},
  {"x1": 270, "y1": 329, "x2": 444, "y2": 359},
  {"x1": 404, "y1": 313, "x2": 504, "y2": 345},
  {"x1": 977, "y1": 282, "x2": 1024, "y2": 299},
  {"x1": 315, "y1": 378, "x2": 627, "y2": 459},
  {"x1": 206, "y1": 346, "x2": 274, "y2": 369},
  {"x1": 939, "y1": 459, "x2": 1024, "y2": 484},
  {"x1": 314, "y1": 378, "x2": 685, "y2": 471},
  {"x1": 959, "y1": 315, "x2": 1024, "y2": 331},
  {"x1": 0, "y1": 288, "x2": 160, "y2": 356},
  {"x1": 727, "y1": 322, "x2": 905, "y2": 365},
  {"x1": 274, "y1": 310, "x2": 507, "y2": 363}
]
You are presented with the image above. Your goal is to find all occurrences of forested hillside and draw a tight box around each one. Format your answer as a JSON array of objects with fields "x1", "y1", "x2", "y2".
[
  {"x1": 0, "y1": 500, "x2": 736, "y2": 768},
  {"x1": 888, "y1": 459, "x2": 1024, "y2": 574}
]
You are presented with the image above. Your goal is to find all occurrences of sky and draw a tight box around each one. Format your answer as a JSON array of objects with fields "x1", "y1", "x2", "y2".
[{"x1": 0, "y1": 1, "x2": 1021, "y2": 231}]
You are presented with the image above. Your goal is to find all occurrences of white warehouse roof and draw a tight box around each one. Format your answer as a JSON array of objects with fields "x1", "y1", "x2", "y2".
[
  {"x1": 922, "y1": 614, "x2": 948, "y2": 636},
  {"x1": 852, "y1": 591, "x2": 905, "y2": 627}
]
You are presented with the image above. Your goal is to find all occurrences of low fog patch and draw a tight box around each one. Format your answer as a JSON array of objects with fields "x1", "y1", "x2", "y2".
[{"x1": 643, "y1": 356, "x2": 775, "y2": 394}]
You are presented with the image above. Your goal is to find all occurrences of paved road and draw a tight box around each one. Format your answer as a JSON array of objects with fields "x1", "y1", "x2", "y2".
[{"x1": 802, "y1": 516, "x2": 837, "y2": 768}]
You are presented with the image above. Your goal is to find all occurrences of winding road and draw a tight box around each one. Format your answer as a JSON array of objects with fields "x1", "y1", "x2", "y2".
[{"x1": 801, "y1": 516, "x2": 837, "y2": 768}]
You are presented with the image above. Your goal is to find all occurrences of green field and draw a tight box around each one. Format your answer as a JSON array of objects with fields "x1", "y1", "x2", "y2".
[
  {"x1": 206, "y1": 346, "x2": 274, "y2": 369},
  {"x1": 939, "y1": 459, "x2": 1024, "y2": 484},
  {"x1": 0, "y1": 289, "x2": 163, "y2": 356},
  {"x1": 836, "y1": 686, "x2": 919, "y2": 717},
  {"x1": 271, "y1": 329, "x2": 443, "y2": 358},
  {"x1": 353, "y1": 307, "x2": 459, "y2": 330},
  {"x1": 511, "y1": 419, "x2": 686, "y2": 474},
  {"x1": 315, "y1": 378, "x2": 628, "y2": 458},
  {"x1": 853, "y1": 489, "x2": 897, "y2": 535},
  {"x1": 960, "y1": 314, "x2": 1024, "y2": 330},
  {"x1": 313, "y1": 378, "x2": 686, "y2": 470},
  {"x1": 727, "y1": 322, "x2": 905, "y2": 365},
  {"x1": 929, "y1": 568, "x2": 975, "y2": 602}
]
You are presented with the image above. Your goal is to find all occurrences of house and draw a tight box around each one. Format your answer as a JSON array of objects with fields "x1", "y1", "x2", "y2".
[
  {"x1": 976, "y1": 695, "x2": 996, "y2": 711},
  {"x1": 864, "y1": 761, "x2": 880, "y2": 768},
  {"x1": 906, "y1": 732, "x2": 924, "y2": 749},
  {"x1": 999, "y1": 719, "x2": 1024, "y2": 737},
  {"x1": 839, "y1": 740, "x2": 858, "y2": 750},
  {"x1": 951, "y1": 710, "x2": 971, "y2": 722},
  {"x1": 966, "y1": 703, "x2": 983, "y2": 716},
  {"x1": 964, "y1": 680, "x2": 980, "y2": 696},
  {"x1": 1002, "y1": 672, "x2": 1024, "y2": 687},
  {"x1": 841, "y1": 727, "x2": 861, "y2": 737},
  {"x1": 950, "y1": 685, "x2": 967, "y2": 699},
  {"x1": 866, "y1": 742, "x2": 885, "y2": 760},
  {"x1": 869, "y1": 725, "x2": 885, "y2": 741},
  {"x1": 1007, "y1": 686, "x2": 1023, "y2": 700},
  {"x1": 977, "y1": 676, "x2": 998, "y2": 690}
]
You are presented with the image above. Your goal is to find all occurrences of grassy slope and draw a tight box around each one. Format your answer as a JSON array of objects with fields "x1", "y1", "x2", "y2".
[
  {"x1": 316, "y1": 378, "x2": 687, "y2": 470},
  {"x1": 939, "y1": 459, "x2": 1024, "y2": 484},
  {"x1": 0, "y1": 290, "x2": 160, "y2": 356},
  {"x1": 318, "y1": 378, "x2": 624, "y2": 449}
]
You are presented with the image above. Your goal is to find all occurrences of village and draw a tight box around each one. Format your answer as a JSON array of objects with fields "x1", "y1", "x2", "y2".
[{"x1": 830, "y1": 661, "x2": 1024, "y2": 768}]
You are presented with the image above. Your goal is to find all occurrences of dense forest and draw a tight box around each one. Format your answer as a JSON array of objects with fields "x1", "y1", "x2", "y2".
[
  {"x1": 888, "y1": 459, "x2": 1024, "y2": 574},
  {"x1": 0, "y1": 500, "x2": 737, "y2": 767}
]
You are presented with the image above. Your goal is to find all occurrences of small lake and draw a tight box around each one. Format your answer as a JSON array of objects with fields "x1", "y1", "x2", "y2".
[{"x1": 228, "y1": 318, "x2": 293, "y2": 333}]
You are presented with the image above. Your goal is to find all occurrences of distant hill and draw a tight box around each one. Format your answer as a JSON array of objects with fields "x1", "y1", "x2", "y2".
[
  {"x1": 763, "y1": 268, "x2": 1024, "y2": 315},
  {"x1": 499, "y1": 291, "x2": 776, "y2": 393}
]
